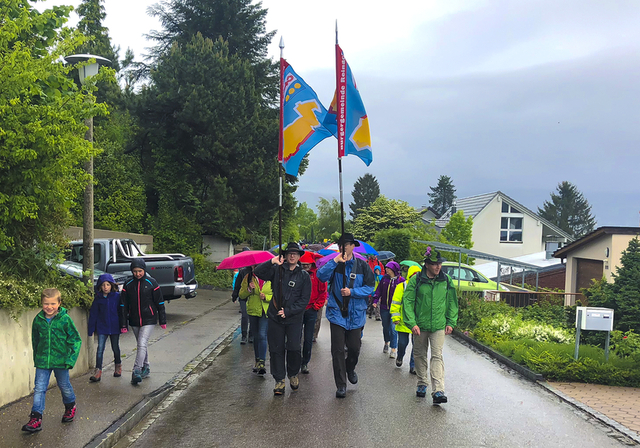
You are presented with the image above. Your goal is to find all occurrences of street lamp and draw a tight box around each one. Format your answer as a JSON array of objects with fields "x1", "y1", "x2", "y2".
[{"x1": 64, "y1": 54, "x2": 111, "y2": 286}]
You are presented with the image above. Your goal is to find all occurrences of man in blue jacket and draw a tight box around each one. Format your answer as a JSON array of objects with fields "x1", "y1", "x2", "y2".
[{"x1": 317, "y1": 233, "x2": 374, "y2": 398}]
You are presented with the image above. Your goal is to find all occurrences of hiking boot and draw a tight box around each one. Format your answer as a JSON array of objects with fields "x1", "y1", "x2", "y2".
[
  {"x1": 347, "y1": 370, "x2": 358, "y2": 385},
  {"x1": 21, "y1": 412, "x2": 42, "y2": 432},
  {"x1": 432, "y1": 391, "x2": 448, "y2": 404},
  {"x1": 409, "y1": 366, "x2": 416, "y2": 375},
  {"x1": 114, "y1": 364, "x2": 122, "y2": 377},
  {"x1": 290, "y1": 375, "x2": 300, "y2": 390},
  {"x1": 396, "y1": 356, "x2": 403, "y2": 367},
  {"x1": 389, "y1": 348, "x2": 397, "y2": 359},
  {"x1": 141, "y1": 365, "x2": 151, "y2": 379},
  {"x1": 89, "y1": 368, "x2": 102, "y2": 382},
  {"x1": 383, "y1": 343, "x2": 389, "y2": 354},
  {"x1": 62, "y1": 403, "x2": 76, "y2": 423},
  {"x1": 335, "y1": 387, "x2": 346, "y2": 398},
  {"x1": 257, "y1": 360, "x2": 266, "y2": 376},
  {"x1": 273, "y1": 380, "x2": 286, "y2": 396},
  {"x1": 240, "y1": 335, "x2": 248, "y2": 345},
  {"x1": 300, "y1": 364, "x2": 309, "y2": 374},
  {"x1": 416, "y1": 385, "x2": 427, "y2": 398},
  {"x1": 252, "y1": 360, "x2": 259, "y2": 373},
  {"x1": 375, "y1": 317, "x2": 382, "y2": 321},
  {"x1": 131, "y1": 369, "x2": 142, "y2": 385}
]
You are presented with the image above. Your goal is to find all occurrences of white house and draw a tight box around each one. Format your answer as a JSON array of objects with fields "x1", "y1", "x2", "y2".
[{"x1": 431, "y1": 191, "x2": 573, "y2": 264}]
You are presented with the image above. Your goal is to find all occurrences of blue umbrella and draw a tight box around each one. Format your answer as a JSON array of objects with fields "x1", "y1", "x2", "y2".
[
  {"x1": 376, "y1": 250, "x2": 395, "y2": 261},
  {"x1": 354, "y1": 240, "x2": 377, "y2": 255},
  {"x1": 318, "y1": 248, "x2": 336, "y2": 256}
]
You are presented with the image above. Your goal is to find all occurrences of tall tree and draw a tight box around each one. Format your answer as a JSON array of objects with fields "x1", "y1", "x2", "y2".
[
  {"x1": 295, "y1": 202, "x2": 318, "y2": 242},
  {"x1": 351, "y1": 196, "x2": 421, "y2": 242},
  {"x1": 316, "y1": 198, "x2": 342, "y2": 241},
  {"x1": 349, "y1": 173, "x2": 380, "y2": 220},
  {"x1": 428, "y1": 175, "x2": 456, "y2": 218},
  {"x1": 538, "y1": 181, "x2": 596, "y2": 238},
  {"x1": 441, "y1": 210, "x2": 474, "y2": 264}
]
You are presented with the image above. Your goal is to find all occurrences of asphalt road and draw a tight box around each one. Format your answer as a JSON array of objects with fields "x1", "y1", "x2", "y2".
[{"x1": 120, "y1": 316, "x2": 634, "y2": 448}]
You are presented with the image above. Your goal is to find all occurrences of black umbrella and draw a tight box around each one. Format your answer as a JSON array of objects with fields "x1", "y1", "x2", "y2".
[{"x1": 377, "y1": 251, "x2": 395, "y2": 261}]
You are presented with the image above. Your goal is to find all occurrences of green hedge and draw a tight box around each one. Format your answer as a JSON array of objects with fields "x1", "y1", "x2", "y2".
[{"x1": 191, "y1": 254, "x2": 233, "y2": 289}]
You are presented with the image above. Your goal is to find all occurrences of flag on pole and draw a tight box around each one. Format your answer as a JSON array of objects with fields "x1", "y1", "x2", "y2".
[
  {"x1": 324, "y1": 44, "x2": 372, "y2": 166},
  {"x1": 279, "y1": 59, "x2": 334, "y2": 177}
]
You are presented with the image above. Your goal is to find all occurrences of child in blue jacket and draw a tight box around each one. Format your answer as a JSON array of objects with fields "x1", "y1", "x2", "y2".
[{"x1": 88, "y1": 274, "x2": 122, "y2": 381}]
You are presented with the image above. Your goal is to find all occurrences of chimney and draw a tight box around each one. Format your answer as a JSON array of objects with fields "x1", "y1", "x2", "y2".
[{"x1": 451, "y1": 201, "x2": 457, "y2": 214}]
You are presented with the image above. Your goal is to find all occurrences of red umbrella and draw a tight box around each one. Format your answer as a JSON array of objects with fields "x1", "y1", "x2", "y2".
[{"x1": 216, "y1": 250, "x2": 274, "y2": 270}]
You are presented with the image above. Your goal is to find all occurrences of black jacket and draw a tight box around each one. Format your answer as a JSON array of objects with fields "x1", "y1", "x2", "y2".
[
  {"x1": 232, "y1": 266, "x2": 252, "y2": 301},
  {"x1": 254, "y1": 260, "x2": 311, "y2": 323},
  {"x1": 119, "y1": 275, "x2": 166, "y2": 327}
]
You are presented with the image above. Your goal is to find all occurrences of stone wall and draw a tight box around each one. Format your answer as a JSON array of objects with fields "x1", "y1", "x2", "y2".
[{"x1": 0, "y1": 308, "x2": 93, "y2": 408}]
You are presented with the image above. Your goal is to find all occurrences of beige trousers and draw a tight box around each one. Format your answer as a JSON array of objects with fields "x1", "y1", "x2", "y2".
[{"x1": 413, "y1": 329, "x2": 445, "y2": 393}]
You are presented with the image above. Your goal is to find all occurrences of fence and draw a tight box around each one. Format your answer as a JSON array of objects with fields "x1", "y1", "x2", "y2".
[{"x1": 484, "y1": 291, "x2": 586, "y2": 307}]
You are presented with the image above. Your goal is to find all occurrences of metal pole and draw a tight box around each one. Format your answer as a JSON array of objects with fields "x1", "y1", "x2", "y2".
[
  {"x1": 604, "y1": 331, "x2": 611, "y2": 362},
  {"x1": 522, "y1": 270, "x2": 525, "y2": 288},
  {"x1": 574, "y1": 309, "x2": 582, "y2": 360},
  {"x1": 536, "y1": 271, "x2": 539, "y2": 291},
  {"x1": 457, "y1": 250, "x2": 461, "y2": 290},
  {"x1": 497, "y1": 262, "x2": 501, "y2": 300},
  {"x1": 82, "y1": 116, "x2": 94, "y2": 286}
]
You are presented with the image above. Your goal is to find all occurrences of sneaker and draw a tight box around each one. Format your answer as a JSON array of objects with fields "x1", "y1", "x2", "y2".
[
  {"x1": 273, "y1": 380, "x2": 286, "y2": 396},
  {"x1": 301, "y1": 364, "x2": 309, "y2": 374},
  {"x1": 347, "y1": 370, "x2": 358, "y2": 385},
  {"x1": 416, "y1": 385, "x2": 427, "y2": 398},
  {"x1": 396, "y1": 356, "x2": 403, "y2": 367},
  {"x1": 114, "y1": 364, "x2": 122, "y2": 377},
  {"x1": 375, "y1": 317, "x2": 382, "y2": 321},
  {"x1": 131, "y1": 369, "x2": 142, "y2": 385},
  {"x1": 389, "y1": 348, "x2": 397, "y2": 359},
  {"x1": 257, "y1": 360, "x2": 266, "y2": 376},
  {"x1": 21, "y1": 412, "x2": 42, "y2": 432},
  {"x1": 89, "y1": 368, "x2": 102, "y2": 382},
  {"x1": 433, "y1": 391, "x2": 448, "y2": 404},
  {"x1": 383, "y1": 343, "x2": 389, "y2": 354},
  {"x1": 141, "y1": 365, "x2": 151, "y2": 379},
  {"x1": 240, "y1": 335, "x2": 248, "y2": 345},
  {"x1": 312, "y1": 337, "x2": 317, "y2": 343},
  {"x1": 290, "y1": 375, "x2": 300, "y2": 390},
  {"x1": 252, "y1": 361, "x2": 259, "y2": 373},
  {"x1": 409, "y1": 366, "x2": 416, "y2": 375},
  {"x1": 61, "y1": 403, "x2": 76, "y2": 423},
  {"x1": 335, "y1": 387, "x2": 346, "y2": 398}
]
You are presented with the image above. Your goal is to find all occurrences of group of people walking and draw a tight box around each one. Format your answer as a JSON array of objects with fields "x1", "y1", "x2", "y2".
[{"x1": 234, "y1": 234, "x2": 459, "y2": 404}]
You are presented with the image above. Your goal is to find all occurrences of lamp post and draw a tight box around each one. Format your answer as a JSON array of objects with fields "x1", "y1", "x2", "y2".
[{"x1": 64, "y1": 54, "x2": 111, "y2": 286}]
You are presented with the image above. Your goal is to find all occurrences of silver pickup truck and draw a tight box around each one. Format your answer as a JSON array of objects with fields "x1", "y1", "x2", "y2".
[{"x1": 65, "y1": 238, "x2": 198, "y2": 300}]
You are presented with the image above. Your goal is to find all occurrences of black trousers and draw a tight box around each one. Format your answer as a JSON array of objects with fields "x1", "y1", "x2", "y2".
[
  {"x1": 330, "y1": 323, "x2": 362, "y2": 389},
  {"x1": 267, "y1": 317, "x2": 303, "y2": 382}
]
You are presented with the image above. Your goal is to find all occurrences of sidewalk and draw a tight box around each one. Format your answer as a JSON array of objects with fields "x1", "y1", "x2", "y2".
[
  {"x1": 545, "y1": 382, "x2": 640, "y2": 442},
  {"x1": 0, "y1": 289, "x2": 240, "y2": 448}
]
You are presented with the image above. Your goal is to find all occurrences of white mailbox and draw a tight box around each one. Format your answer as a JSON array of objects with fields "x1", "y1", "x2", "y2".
[{"x1": 575, "y1": 307, "x2": 614, "y2": 332}]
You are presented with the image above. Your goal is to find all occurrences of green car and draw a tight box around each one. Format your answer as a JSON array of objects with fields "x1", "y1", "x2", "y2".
[{"x1": 440, "y1": 262, "x2": 506, "y2": 294}]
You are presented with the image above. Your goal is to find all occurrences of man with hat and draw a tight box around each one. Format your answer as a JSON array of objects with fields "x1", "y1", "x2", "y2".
[
  {"x1": 402, "y1": 246, "x2": 458, "y2": 404},
  {"x1": 254, "y1": 242, "x2": 311, "y2": 396},
  {"x1": 317, "y1": 233, "x2": 375, "y2": 398}
]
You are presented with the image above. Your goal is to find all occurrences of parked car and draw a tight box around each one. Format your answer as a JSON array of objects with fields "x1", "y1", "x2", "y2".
[
  {"x1": 441, "y1": 262, "x2": 507, "y2": 295},
  {"x1": 65, "y1": 238, "x2": 198, "y2": 301},
  {"x1": 56, "y1": 260, "x2": 128, "y2": 290}
]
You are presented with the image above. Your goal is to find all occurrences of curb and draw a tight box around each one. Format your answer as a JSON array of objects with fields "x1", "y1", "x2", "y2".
[
  {"x1": 451, "y1": 330, "x2": 544, "y2": 381},
  {"x1": 85, "y1": 321, "x2": 239, "y2": 448}
]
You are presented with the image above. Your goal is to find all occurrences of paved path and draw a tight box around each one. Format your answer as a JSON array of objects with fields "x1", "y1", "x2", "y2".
[{"x1": 116, "y1": 317, "x2": 635, "y2": 448}]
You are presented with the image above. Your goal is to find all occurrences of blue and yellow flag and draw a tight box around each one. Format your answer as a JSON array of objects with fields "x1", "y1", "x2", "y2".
[
  {"x1": 324, "y1": 45, "x2": 372, "y2": 166},
  {"x1": 279, "y1": 59, "x2": 334, "y2": 177}
]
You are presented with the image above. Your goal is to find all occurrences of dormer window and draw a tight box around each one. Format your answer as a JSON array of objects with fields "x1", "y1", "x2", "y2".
[{"x1": 500, "y1": 203, "x2": 523, "y2": 243}]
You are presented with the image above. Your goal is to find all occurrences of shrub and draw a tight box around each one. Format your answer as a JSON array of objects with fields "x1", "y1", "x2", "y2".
[
  {"x1": 610, "y1": 330, "x2": 640, "y2": 358},
  {"x1": 474, "y1": 314, "x2": 574, "y2": 344},
  {"x1": 457, "y1": 293, "x2": 515, "y2": 331},
  {"x1": 191, "y1": 254, "x2": 233, "y2": 289}
]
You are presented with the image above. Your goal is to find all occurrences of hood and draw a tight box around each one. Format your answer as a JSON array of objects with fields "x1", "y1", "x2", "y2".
[
  {"x1": 95, "y1": 273, "x2": 117, "y2": 294},
  {"x1": 407, "y1": 265, "x2": 421, "y2": 279},
  {"x1": 130, "y1": 258, "x2": 147, "y2": 272},
  {"x1": 385, "y1": 261, "x2": 401, "y2": 276}
]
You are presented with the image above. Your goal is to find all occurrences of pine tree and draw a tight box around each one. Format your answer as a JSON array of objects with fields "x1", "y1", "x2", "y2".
[
  {"x1": 428, "y1": 175, "x2": 456, "y2": 218},
  {"x1": 538, "y1": 181, "x2": 596, "y2": 238},
  {"x1": 612, "y1": 237, "x2": 640, "y2": 332},
  {"x1": 349, "y1": 173, "x2": 380, "y2": 220}
]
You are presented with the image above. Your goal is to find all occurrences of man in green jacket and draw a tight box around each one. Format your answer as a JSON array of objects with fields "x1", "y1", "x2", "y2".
[{"x1": 402, "y1": 246, "x2": 458, "y2": 404}]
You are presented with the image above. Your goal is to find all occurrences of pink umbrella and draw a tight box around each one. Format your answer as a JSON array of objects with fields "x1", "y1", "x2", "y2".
[
  {"x1": 216, "y1": 250, "x2": 274, "y2": 270},
  {"x1": 316, "y1": 251, "x2": 367, "y2": 270}
]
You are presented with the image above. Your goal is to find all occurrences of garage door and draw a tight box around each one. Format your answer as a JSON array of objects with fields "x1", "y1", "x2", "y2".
[{"x1": 576, "y1": 258, "x2": 604, "y2": 292}]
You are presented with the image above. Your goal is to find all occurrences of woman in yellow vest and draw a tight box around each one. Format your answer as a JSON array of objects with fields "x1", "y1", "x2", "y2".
[
  {"x1": 239, "y1": 266, "x2": 272, "y2": 375},
  {"x1": 390, "y1": 265, "x2": 421, "y2": 374}
]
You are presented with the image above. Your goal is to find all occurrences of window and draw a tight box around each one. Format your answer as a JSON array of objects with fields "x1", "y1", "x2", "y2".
[{"x1": 500, "y1": 203, "x2": 523, "y2": 243}]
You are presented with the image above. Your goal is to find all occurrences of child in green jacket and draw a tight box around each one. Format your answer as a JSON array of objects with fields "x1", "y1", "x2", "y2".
[{"x1": 22, "y1": 288, "x2": 82, "y2": 433}]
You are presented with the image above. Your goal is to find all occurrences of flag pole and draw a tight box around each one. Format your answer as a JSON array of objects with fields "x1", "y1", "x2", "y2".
[
  {"x1": 335, "y1": 21, "x2": 348, "y2": 305},
  {"x1": 277, "y1": 36, "x2": 285, "y2": 312}
]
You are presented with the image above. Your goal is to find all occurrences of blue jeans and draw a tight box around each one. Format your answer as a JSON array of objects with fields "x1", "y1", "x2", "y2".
[
  {"x1": 302, "y1": 308, "x2": 318, "y2": 365},
  {"x1": 96, "y1": 334, "x2": 121, "y2": 369},
  {"x1": 32, "y1": 368, "x2": 75, "y2": 414},
  {"x1": 380, "y1": 309, "x2": 398, "y2": 349},
  {"x1": 249, "y1": 315, "x2": 268, "y2": 361},
  {"x1": 397, "y1": 332, "x2": 415, "y2": 368}
]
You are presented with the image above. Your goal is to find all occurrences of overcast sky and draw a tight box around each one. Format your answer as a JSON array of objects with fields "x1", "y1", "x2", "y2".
[{"x1": 39, "y1": 0, "x2": 640, "y2": 227}]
